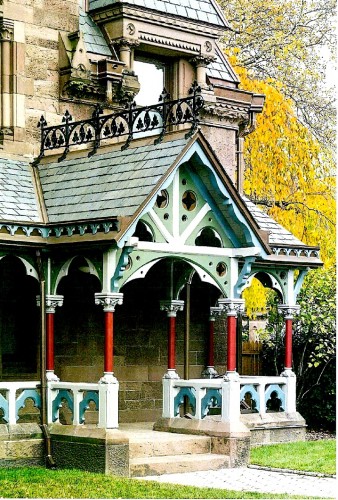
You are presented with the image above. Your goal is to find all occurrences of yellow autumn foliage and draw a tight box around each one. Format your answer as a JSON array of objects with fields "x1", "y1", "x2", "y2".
[{"x1": 228, "y1": 56, "x2": 336, "y2": 268}]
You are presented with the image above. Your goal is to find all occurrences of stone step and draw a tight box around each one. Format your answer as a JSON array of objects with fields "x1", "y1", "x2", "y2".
[
  {"x1": 129, "y1": 432, "x2": 211, "y2": 459},
  {"x1": 130, "y1": 453, "x2": 230, "y2": 477}
]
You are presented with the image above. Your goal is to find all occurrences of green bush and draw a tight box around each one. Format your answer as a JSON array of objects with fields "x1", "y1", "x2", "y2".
[{"x1": 262, "y1": 266, "x2": 336, "y2": 430}]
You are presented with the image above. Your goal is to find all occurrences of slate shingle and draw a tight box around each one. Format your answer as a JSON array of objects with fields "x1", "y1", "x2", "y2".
[
  {"x1": 38, "y1": 137, "x2": 189, "y2": 223},
  {"x1": 242, "y1": 195, "x2": 305, "y2": 247},
  {"x1": 0, "y1": 158, "x2": 41, "y2": 223},
  {"x1": 89, "y1": 0, "x2": 228, "y2": 27}
]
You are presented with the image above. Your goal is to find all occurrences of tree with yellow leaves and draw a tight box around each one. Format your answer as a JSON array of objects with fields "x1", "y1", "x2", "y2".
[
  {"x1": 235, "y1": 65, "x2": 336, "y2": 266},
  {"x1": 219, "y1": 0, "x2": 336, "y2": 149}
]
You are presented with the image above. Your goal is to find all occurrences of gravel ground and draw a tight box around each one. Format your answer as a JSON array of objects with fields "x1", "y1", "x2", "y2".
[{"x1": 305, "y1": 429, "x2": 336, "y2": 441}]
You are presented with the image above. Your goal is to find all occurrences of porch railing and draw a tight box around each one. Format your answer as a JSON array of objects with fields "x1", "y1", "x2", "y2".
[
  {"x1": 162, "y1": 375, "x2": 296, "y2": 422},
  {"x1": 0, "y1": 381, "x2": 41, "y2": 424},
  {"x1": 0, "y1": 380, "x2": 119, "y2": 428},
  {"x1": 47, "y1": 381, "x2": 119, "y2": 428},
  {"x1": 1, "y1": 375, "x2": 295, "y2": 427}
]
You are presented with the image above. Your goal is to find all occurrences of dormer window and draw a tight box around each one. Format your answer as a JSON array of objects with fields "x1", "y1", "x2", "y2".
[{"x1": 134, "y1": 58, "x2": 165, "y2": 106}]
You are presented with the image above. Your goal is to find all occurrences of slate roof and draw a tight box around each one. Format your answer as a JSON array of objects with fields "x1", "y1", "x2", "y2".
[
  {"x1": 38, "y1": 137, "x2": 189, "y2": 223},
  {"x1": 79, "y1": 7, "x2": 112, "y2": 56},
  {"x1": 89, "y1": 0, "x2": 229, "y2": 28},
  {"x1": 207, "y1": 45, "x2": 239, "y2": 83},
  {"x1": 242, "y1": 195, "x2": 306, "y2": 247},
  {"x1": 0, "y1": 158, "x2": 41, "y2": 223}
]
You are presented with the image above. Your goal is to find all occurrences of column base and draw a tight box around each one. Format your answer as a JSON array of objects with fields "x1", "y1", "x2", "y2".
[
  {"x1": 224, "y1": 370, "x2": 240, "y2": 381},
  {"x1": 280, "y1": 368, "x2": 296, "y2": 377},
  {"x1": 201, "y1": 366, "x2": 218, "y2": 378},
  {"x1": 46, "y1": 370, "x2": 60, "y2": 382},
  {"x1": 99, "y1": 372, "x2": 118, "y2": 384},
  {"x1": 163, "y1": 369, "x2": 180, "y2": 380}
]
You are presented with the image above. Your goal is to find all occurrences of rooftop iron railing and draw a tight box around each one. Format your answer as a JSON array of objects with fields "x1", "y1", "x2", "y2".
[{"x1": 33, "y1": 82, "x2": 204, "y2": 165}]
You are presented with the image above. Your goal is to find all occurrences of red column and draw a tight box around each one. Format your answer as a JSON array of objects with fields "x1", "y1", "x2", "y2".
[
  {"x1": 285, "y1": 318, "x2": 293, "y2": 369},
  {"x1": 218, "y1": 298, "x2": 245, "y2": 375},
  {"x1": 278, "y1": 305, "x2": 299, "y2": 372},
  {"x1": 168, "y1": 315, "x2": 176, "y2": 370},
  {"x1": 104, "y1": 311, "x2": 114, "y2": 373},
  {"x1": 44, "y1": 295, "x2": 63, "y2": 380},
  {"x1": 160, "y1": 300, "x2": 184, "y2": 377},
  {"x1": 227, "y1": 314, "x2": 237, "y2": 372},
  {"x1": 95, "y1": 292, "x2": 123, "y2": 380},
  {"x1": 46, "y1": 313, "x2": 55, "y2": 371},
  {"x1": 207, "y1": 318, "x2": 215, "y2": 368}
]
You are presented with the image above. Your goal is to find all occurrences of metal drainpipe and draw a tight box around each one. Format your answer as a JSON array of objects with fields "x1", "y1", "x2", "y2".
[{"x1": 36, "y1": 250, "x2": 56, "y2": 469}]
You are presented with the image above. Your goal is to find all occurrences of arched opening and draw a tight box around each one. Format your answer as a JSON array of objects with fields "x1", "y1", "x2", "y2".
[
  {"x1": 240, "y1": 272, "x2": 283, "y2": 376},
  {"x1": 54, "y1": 256, "x2": 102, "y2": 382},
  {"x1": 115, "y1": 258, "x2": 221, "y2": 423},
  {"x1": 195, "y1": 227, "x2": 223, "y2": 247},
  {"x1": 0, "y1": 255, "x2": 39, "y2": 379}
]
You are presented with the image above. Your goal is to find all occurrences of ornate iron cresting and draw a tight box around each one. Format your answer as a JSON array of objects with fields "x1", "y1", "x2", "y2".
[{"x1": 33, "y1": 82, "x2": 204, "y2": 165}]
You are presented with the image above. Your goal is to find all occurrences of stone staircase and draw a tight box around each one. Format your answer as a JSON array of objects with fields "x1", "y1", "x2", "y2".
[{"x1": 122, "y1": 423, "x2": 230, "y2": 477}]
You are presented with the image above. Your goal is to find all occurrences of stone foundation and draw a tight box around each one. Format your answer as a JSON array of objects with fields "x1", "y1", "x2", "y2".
[
  {"x1": 241, "y1": 412, "x2": 307, "y2": 445},
  {"x1": 154, "y1": 416, "x2": 251, "y2": 467},
  {"x1": 49, "y1": 424, "x2": 130, "y2": 476},
  {"x1": 0, "y1": 424, "x2": 44, "y2": 468}
]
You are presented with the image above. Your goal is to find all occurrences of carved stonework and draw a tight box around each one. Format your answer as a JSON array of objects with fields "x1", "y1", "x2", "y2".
[
  {"x1": 202, "y1": 103, "x2": 249, "y2": 123},
  {"x1": 46, "y1": 295, "x2": 64, "y2": 314},
  {"x1": 160, "y1": 300, "x2": 184, "y2": 317},
  {"x1": 95, "y1": 292, "x2": 123, "y2": 312},
  {"x1": 218, "y1": 298, "x2": 245, "y2": 317},
  {"x1": 36, "y1": 295, "x2": 64, "y2": 313},
  {"x1": 190, "y1": 55, "x2": 216, "y2": 67},
  {"x1": 139, "y1": 33, "x2": 200, "y2": 54},
  {"x1": 278, "y1": 304, "x2": 300, "y2": 320},
  {"x1": 111, "y1": 37, "x2": 140, "y2": 51},
  {"x1": 209, "y1": 306, "x2": 222, "y2": 321},
  {"x1": 0, "y1": 19, "x2": 14, "y2": 41}
]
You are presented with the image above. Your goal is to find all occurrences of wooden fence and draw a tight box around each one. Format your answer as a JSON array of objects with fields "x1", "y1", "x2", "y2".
[{"x1": 241, "y1": 341, "x2": 262, "y2": 375}]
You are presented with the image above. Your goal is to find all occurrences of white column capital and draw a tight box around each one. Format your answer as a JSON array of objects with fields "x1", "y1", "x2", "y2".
[
  {"x1": 218, "y1": 298, "x2": 245, "y2": 317},
  {"x1": 95, "y1": 292, "x2": 123, "y2": 312},
  {"x1": 278, "y1": 304, "x2": 300, "y2": 319},
  {"x1": 209, "y1": 306, "x2": 222, "y2": 321},
  {"x1": 160, "y1": 300, "x2": 184, "y2": 317},
  {"x1": 36, "y1": 294, "x2": 64, "y2": 313}
]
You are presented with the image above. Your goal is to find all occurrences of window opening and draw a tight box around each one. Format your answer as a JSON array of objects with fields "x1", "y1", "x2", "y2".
[{"x1": 134, "y1": 59, "x2": 165, "y2": 106}]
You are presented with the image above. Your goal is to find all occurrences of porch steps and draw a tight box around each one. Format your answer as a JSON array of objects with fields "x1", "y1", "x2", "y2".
[{"x1": 123, "y1": 423, "x2": 230, "y2": 477}]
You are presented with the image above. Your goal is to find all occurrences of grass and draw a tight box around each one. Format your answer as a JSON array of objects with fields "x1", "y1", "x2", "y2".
[
  {"x1": 0, "y1": 467, "x2": 312, "y2": 499},
  {"x1": 0, "y1": 439, "x2": 335, "y2": 499},
  {"x1": 250, "y1": 439, "x2": 336, "y2": 475}
]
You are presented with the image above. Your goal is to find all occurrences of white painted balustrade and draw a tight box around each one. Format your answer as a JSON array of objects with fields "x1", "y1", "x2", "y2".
[
  {"x1": 0, "y1": 381, "x2": 40, "y2": 424},
  {"x1": 0, "y1": 380, "x2": 119, "y2": 428},
  {"x1": 47, "y1": 380, "x2": 119, "y2": 428},
  {"x1": 162, "y1": 374, "x2": 297, "y2": 422}
]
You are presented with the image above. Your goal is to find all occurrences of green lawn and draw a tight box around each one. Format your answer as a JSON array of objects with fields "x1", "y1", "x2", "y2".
[
  {"x1": 250, "y1": 439, "x2": 336, "y2": 475},
  {"x1": 0, "y1": 439, "x2": 335, "y2": 499},
  {"x1": 0, "y1": 467, "x2": 313, "y2": 499}
]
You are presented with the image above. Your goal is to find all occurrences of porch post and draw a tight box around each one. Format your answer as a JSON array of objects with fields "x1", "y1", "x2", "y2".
[
  {"x1": 278, "y1": 304, "x2": 300, "y2": 374},
  {"x1": 160, "y1": 300, "x2": 184, "y2": 379},
  {"x1": 202, "y1": 306, "x2": 221, "y2": 378},
  {"x1": 95, "y1": 292, "x2": 123, "y2": 384},
  {"x1": 37, "y1": 294, "x2": 63, "y2": 382},
  {"x1": 218, "y1": 298, "x2": 245, "y2": 376}
]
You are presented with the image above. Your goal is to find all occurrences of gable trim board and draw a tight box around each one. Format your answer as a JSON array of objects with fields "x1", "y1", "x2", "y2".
[{"x1": 0, "y1": 129, "x2": 322, "y2": 269}]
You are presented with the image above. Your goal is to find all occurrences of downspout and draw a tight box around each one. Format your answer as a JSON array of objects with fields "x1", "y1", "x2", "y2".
[{"x1": 36, "y1": 250, "x2": 56, "y2": 469}]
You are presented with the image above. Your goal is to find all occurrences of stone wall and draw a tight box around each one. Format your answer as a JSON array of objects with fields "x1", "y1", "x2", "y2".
[
  {"x1": 1, "y1": 0, "x2": 91, "y2": 157},
  {"x1": 0, "y1": 423, "x2": 44, "y2": 467}
]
